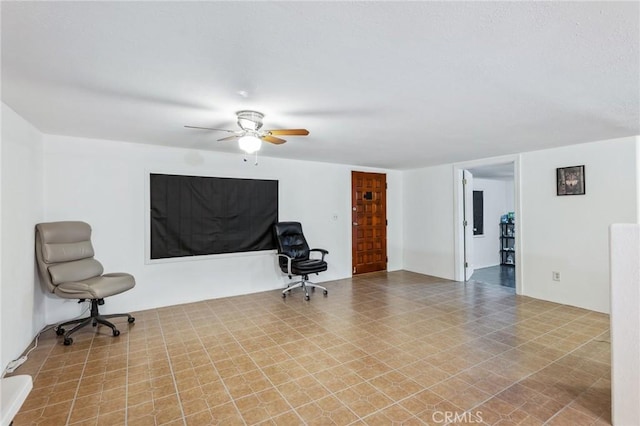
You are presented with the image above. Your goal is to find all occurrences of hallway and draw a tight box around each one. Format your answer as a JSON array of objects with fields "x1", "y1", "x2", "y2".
[{"x1": 471, "y1": 265, "x2": 516, "y2": 289}]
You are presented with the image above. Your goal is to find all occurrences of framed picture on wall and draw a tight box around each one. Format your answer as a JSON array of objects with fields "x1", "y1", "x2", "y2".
[{"x1": 556, "y1": 165, "x2": 585, "y2": 196}]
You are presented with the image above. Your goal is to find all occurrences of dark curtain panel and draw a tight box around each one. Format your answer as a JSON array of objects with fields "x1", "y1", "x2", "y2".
[{"x1": 150, "y1": 174, "x2": 278, "y2": 259}]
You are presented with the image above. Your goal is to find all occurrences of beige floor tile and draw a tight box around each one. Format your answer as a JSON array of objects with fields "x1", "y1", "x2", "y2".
[
  {"x1": 335, "y1": 382, "x2": 393, "y2": 418},
  {"x1": 276, "y1": 374, "x2": 331, "y2": 408}
]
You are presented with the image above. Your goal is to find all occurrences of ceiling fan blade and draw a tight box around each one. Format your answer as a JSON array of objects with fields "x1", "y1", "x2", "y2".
[
  {"x1": 266, "y1": 129, "x2": 309, "y2": 136},
  {"x1": 184, "y1": 125, "x2": 237, "y2": 133},
  {"x1": 218, "y1": 135, "x2": 241, "y2": 142},
  {"x1": 262, "y1": 135, "x2": 287, "y2": 145}
]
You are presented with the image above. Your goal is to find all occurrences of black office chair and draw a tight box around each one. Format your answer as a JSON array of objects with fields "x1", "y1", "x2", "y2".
[{"x1": 273, "y1": 222, "x2": 329, "y2": 300}]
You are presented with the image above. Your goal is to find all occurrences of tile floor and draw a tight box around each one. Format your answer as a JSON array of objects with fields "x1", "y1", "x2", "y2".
[{"x1": 8, "y1": 271, "x2": 611, "y2": 425}]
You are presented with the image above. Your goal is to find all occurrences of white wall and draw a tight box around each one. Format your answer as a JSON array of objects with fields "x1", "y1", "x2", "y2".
[
  {"x1": 1, "y1": 103, "x2": 46, "y2": 372},
  {"x1": 505, "y1": 180, "x2": 514, "y2": 211},
  {"x1": 404, "y1": 136, "x2": 638, "y2": 313},
  {"x1": 1, "y1": 107, "x2": 3, "y2": 371},
  {"x1": 42, "y1": 135, "x2": 403, "y2": 323},
  {"x1": 609, "y1": 224, "x2": 640, "y2": 425},
  {"x1": 402, "y1": 164, "x2": 455, "y2": 279},
  {"x1": 473, "y1": 178, "x2": 514, "y2": 269},
  {"x1": 521, "y1": 136, "x2": 637, "y2": 313}
]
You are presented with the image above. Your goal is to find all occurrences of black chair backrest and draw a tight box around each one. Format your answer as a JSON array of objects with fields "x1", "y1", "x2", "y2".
[{"x1": 274, "y1": 222, "x2": 310, "y2": 266}]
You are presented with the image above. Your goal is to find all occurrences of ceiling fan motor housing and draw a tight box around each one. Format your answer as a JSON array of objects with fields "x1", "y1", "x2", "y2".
[{"x1": 237, "y1": 110, "x2": 264, "y2": 131}]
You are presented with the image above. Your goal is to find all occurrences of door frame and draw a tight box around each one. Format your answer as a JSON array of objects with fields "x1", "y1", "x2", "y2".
[
  {"x1": 453, "y1": 155, "x2": 523, "y2": 294},
  {"x1": 462, "y1": 169, "x2": 474, "y2": 281}
]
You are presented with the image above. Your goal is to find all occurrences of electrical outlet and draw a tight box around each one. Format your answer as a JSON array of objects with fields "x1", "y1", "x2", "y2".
[{"x1": 552, "y1": 271, "x2": 561, "y2": 281}]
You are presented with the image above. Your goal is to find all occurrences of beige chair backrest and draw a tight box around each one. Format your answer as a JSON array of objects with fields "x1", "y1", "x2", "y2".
[{"x1": 35, "y1": 221, "x2": 104, "y2": 293}]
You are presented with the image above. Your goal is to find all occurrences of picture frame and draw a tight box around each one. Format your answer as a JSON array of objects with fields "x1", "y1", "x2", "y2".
[{"x1": 556, "y1": 165, "x2": 585, "y2": 196}]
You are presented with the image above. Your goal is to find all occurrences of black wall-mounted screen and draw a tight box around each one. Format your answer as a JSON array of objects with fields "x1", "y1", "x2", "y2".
[
  {"x1": 473, "y1": 190, "x2": 484, "y2": 236},
  {"x1": 150, "y1": 173, "x2": 278, "y2": 259}
]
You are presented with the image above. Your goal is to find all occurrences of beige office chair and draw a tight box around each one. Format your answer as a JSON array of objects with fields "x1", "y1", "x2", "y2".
[{"x1": 35, "y1": 221, "x2": 135, "y2": 345}]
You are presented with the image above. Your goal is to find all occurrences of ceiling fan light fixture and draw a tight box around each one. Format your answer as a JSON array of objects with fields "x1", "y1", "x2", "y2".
[
  {"x1": 185, "y1": 110, "x2": 308, "y2": 152},
  {"x1": 238, "y1": 135, "x2": 262, "y2": 154}
]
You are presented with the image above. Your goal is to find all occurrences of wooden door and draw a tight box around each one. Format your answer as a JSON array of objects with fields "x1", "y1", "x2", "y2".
[{"x1": 351, "y1": 171, "x2": 387, "y2": 274}]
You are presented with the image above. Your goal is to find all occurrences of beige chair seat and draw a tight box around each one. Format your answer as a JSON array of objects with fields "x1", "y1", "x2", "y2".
[{"x1": 54, "y1": 273, "x2": 135, "y2": 300}]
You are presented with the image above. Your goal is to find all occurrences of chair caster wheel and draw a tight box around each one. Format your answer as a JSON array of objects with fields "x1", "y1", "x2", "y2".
[
  {"x1": 113, "y1": 329, "x2": 120, "y2": 337},
  {"x1": 128, "y1": 317, "x2": 135, "y2": 324},
  {"x1": 282, "y1": 293, "x2": 286, "y2": 298},
  {"x1": 63, "y1": 337, "x2": 73, "y2": 346},
  {"x1": 311, "y1": 287, "x2": 315, "y2": 292},
  {"x1": 323, "y1": 290, "x2": 328, "y2": 296},
  {"x1": 56, "y1": 327, "x2": 65, "y2": 336},
  {"x1": 92, "y1": 320, "x2": 97, "y2": 327},
  {"x1": 305, "y1": 295, "x2": 310, "y2": 301}
]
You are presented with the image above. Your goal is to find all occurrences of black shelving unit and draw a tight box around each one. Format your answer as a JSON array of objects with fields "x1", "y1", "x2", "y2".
[{"x1": 500, "y1": 222, "x2": 515, "y2": 266}]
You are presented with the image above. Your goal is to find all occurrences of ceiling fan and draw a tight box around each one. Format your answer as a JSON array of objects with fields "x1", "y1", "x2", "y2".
[{"x1": 185, "y1": 110, "x2": 309, "y2": 154}]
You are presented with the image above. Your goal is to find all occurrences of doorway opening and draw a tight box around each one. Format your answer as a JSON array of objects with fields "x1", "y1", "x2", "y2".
[{"x1": 454, "y1": 158, "x2": 521, "y2": 293}]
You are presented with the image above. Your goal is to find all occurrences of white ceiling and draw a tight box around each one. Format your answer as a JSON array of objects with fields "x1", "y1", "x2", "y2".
[{"x1": 2, "y1": 2, "x2": 638, "y2": 170}]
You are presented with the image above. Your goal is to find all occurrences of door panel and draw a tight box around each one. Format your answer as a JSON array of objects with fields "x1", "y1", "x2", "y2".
[
  {"x1": 463, "y1": 170, "x2": 474, "y2": 280},
  {"x1": 352, "y1": 171, "x2": 387, "y2": 274}
]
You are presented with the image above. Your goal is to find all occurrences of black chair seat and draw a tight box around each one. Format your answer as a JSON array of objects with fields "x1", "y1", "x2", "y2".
[{"x1": 291, "y1": 259, "x2": 327, "y2": 275}]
